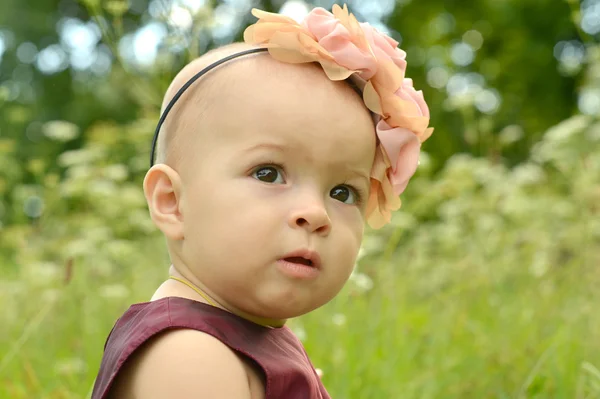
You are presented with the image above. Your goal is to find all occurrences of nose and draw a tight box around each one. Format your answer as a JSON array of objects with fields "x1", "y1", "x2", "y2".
[{"x1": 288, "y1": 198, "x2": 331, "y2": 236}]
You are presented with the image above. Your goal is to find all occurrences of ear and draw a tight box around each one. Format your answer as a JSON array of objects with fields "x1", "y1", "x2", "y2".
[{"x1": 143, "y1": 164, "x2": 185, "y2": 240}]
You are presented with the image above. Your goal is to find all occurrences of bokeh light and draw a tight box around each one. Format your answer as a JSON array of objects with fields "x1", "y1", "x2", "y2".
[
  {"x1": 462, "y1": 30, "x2": 483, "y2": 51},
  {"x1": 23, "y1": 195, "x2": 44, "y2": 219},
  {"x1": 16, "y1": 42, "x2": 37, "y2": 64},
  {"x1": 450, "y1": 42, "x2": 475, "y2": 66},
  {"x1": 578, "y1": 89, "x2": 600, "y2": 115},
  {"x1": 212, "y1": 4, "x2": 239, "y2": 41},
  {"x1": 119, "y1": 22, "x2": 167, "y2": 68},
  {"x1": 474, "y1": 88, "x2": 501, "y2": 114},
  {"x1": 427, "y1": 66, "x2": 450, "y2": 89},
  {"x1": 352, "y1": 0, "x2": 395, "y2": 20},
  {"x1": 581, "y1": 0, "x2": 600, "y2": 35},
  {"x1": 279, "y1": 0, "x2": 310, "y2": 22},
  {"x1": 554, "y1": 40, "x2": 585, "y2": 75},
  {"x1": 168, "y1": 5, "x2": 193, "y2": 29},
  {"x1": 36, "y1": 44, "x2": 69, "y2": 74},
  {"x1": 0, "y1": 35, "x2": 5, "y2": 61},
  {"x1": 59, "y1": 18, "x2": 101, "y2": 52}
]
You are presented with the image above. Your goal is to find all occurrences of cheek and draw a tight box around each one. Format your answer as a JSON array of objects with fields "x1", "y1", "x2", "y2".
[
  {"x1": 183, "y1": 178, "x2": 282, "y2": 244},
  {"x1": 331, "y1": 205, "x2": 365, "y2": 243},
  {"x1": 329, "y1": 216, "x2": 363, "y2": 272},
  {"x1": 182, "y1": 185, "x2": 279, "y2": 277},
  {"x1": 344, "y1": 229, "x2": 363, "y2": 268},
  {"x1": 345, "y1": 221, "x2": 364, "y2": 266}
]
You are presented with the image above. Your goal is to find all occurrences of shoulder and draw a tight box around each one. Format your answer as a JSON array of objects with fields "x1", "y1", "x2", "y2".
[{"x1": 109, "y1": 329, "x2": 252, "y2": 399}]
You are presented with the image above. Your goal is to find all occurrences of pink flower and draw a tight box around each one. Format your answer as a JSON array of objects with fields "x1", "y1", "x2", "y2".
[
  {"x1": 302, "y1": 6, "x2": 378, "y2": 79},
  {"x1": 360, "y1": 22, "x2": 407, "y2": 74}
]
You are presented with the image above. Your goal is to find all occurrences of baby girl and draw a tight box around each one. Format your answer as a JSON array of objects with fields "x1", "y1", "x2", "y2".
[{"x1": 91, "y1": 4, "x2": 432, "y2": 398}]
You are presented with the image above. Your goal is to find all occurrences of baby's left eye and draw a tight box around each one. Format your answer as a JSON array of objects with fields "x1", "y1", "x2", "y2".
[{"x1": 330, "y1": 185, "x2": 359, "y2": 205}]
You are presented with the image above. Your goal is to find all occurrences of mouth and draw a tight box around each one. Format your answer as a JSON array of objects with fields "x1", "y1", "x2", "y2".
[
  {"x1": 281, "y1": 249, "x2": 322, "y2": 270},
  {"x1": 283, "y1": 256, "x2": 314, "y2": 267}
]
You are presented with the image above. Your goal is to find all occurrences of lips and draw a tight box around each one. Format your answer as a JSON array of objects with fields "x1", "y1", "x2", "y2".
[{"x1": 281, "y1": 249, "x2": 322, "y2": 269}]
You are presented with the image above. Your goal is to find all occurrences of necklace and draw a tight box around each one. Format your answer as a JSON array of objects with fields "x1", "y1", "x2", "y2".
[
  {"x1": 168, "y1": 275, "x2": 286, "y2": 328},
  {"x1": 169, "y1": 275, "x2": 218, "y2": 307}
]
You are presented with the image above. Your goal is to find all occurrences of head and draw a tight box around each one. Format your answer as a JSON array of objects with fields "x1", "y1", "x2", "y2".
[{"x1": 143, "y1": 43, "x2": 376, "y2": 320}]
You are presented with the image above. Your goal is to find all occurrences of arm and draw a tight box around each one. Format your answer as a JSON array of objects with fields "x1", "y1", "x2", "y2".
[{"x1": 109, "y1": 329, "x2": 252, "y2": 399}]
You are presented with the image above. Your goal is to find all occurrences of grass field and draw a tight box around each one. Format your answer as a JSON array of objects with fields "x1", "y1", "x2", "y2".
[
  {"x1": 1, "y1": 220, "x2": 599, "y2": 399},
  {"x1": 2, "y1": 118, "x2": 599, "y2": 398}
]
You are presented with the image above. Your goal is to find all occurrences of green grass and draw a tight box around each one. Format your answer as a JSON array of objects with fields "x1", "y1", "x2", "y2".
[
  {"x1": 1, "y1": 234, "x2": 599, "y2": 399},
  {"x1": 2, "y1": 115, "x2": 598, "y2": 398}
]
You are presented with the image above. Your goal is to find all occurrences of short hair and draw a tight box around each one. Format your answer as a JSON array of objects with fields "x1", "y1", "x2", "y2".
[{"x1": 154, "y1": 42, "x2": 260, "y2": 166}]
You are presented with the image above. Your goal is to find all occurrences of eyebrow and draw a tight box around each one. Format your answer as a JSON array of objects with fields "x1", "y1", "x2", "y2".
[
  {"x1": 243, "y1": 142, "x2": 287, "y2": 154},
  {"x1": 348, "y1": 169, "x2": 371, "y2": 183}
]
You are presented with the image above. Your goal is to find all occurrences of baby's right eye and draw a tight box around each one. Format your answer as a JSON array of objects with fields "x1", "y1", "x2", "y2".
[{"x1": 251, "y1": 165, "x2": 286, "y2": 184}]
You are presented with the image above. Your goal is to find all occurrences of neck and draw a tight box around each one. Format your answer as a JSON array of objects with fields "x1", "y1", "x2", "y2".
[{"x1": 168, "y1": 274, "x2": 286, "y2": 328}]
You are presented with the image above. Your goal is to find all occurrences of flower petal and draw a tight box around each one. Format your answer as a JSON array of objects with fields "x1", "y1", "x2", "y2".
[
  {"x1": 375, "y1": 119, "x2": 421, "y2": 195},
  {"x1": 251, "y1": 8, "x2": 299, "y2": 25},
  {"x1": 362, "y1": 80, "x2": 382, "y2": 115}
]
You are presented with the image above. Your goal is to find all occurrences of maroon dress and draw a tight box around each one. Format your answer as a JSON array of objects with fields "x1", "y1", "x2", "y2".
[{"x1": 91, "y1": 296, "x2": 330, "y2": 399}]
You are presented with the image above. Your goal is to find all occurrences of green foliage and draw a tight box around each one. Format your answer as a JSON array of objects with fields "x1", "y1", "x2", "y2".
[{"x1": 0, "y1": 116, "x2": 159, "y2": 276}]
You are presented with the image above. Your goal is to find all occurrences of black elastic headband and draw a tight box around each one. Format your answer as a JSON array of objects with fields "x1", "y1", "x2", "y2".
[{"x1": 149, "y1": 47, "x2": 269, "y2": 167}]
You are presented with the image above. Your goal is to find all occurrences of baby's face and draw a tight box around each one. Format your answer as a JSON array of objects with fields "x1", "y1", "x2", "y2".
[{"x1": 175, "y1": 60, "x2": 376, "y2": 319}]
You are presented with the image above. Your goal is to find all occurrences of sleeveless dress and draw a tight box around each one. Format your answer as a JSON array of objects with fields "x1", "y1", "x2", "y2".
[{"x1": 91, "y1": 296, "x2": 330, "y2": 399}]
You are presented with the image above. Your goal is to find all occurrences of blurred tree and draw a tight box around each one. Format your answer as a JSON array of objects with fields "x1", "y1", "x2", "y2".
[
  {"x1": 387, "y1": 0, "x2": 581, "y2": 162},
  {"x1": 0, "y1": 0, "x2": 589, "y2": 229},
  {"x1": 0, "y1": 0, "x2": 142, "y2": 226}
]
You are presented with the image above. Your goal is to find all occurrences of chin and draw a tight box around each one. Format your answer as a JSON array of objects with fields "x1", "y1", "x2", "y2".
[
  {"x1": 234, "y1": 282, "x2": 341, "y2": 319},
  {"x1": 254, "y1": 296, "x2": 328, "y2": 319},
  {"x1": 259, "y1": 308, "x2": 312, "y2": 320}
]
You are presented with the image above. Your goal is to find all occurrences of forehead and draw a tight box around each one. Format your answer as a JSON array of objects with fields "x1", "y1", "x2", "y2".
[{"x1": 195, "y1": 59, "x2": 377, "y2": 170}]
